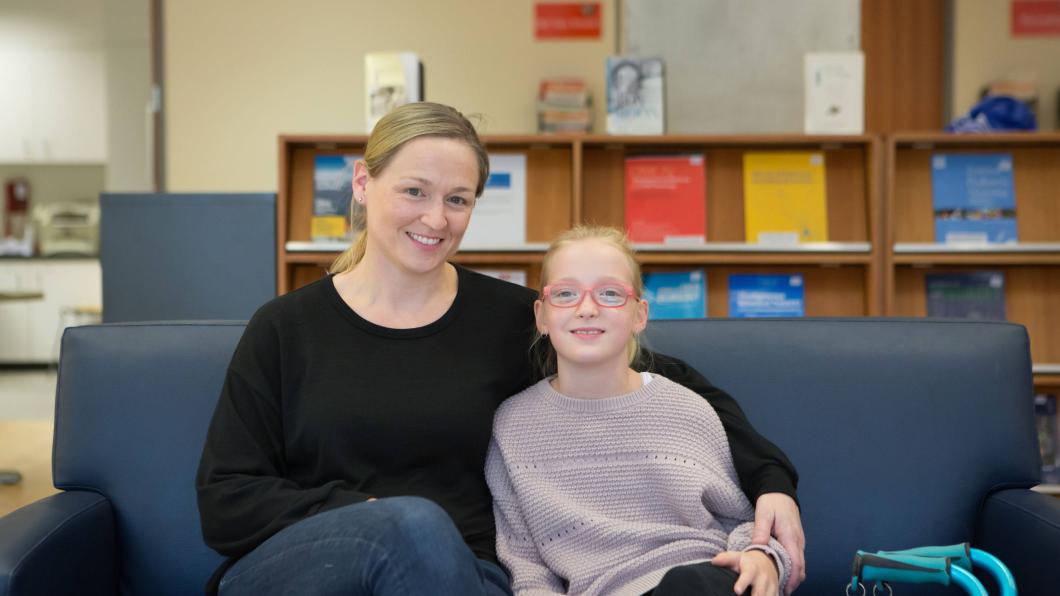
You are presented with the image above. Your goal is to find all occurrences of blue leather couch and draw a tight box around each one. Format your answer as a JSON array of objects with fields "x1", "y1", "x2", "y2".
[{"x1": 1, "y1": 319, "x2": 1057, "y2": 595}]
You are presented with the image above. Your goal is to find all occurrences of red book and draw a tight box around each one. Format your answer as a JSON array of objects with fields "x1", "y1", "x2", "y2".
[{"x1": 623, "y1": 155, "x2": 706, "y2": 243}]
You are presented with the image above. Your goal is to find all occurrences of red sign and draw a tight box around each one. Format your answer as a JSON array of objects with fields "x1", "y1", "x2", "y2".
[
  {"x1": 535, "y1": 2, "x2": 602, "y2": 40},
  {"x1": 1012, "y1": 0, "x2": 1060, "y2": 36}
]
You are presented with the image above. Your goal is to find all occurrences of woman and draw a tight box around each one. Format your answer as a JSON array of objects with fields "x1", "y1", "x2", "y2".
[{"x1": 196, "y1": 102, "x2": 805, "y2": 596}]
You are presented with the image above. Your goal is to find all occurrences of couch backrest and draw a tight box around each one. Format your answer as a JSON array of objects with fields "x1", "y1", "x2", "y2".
[
  {"x1": 54, "y1": 322, "x2": 243, "y2": 596},
  {"x1": 53, "y1": 319, "x2": 1040, "y2": 595},
  {"x1": 643, "y1": 318, "x2": 1040, "y2": 595}
]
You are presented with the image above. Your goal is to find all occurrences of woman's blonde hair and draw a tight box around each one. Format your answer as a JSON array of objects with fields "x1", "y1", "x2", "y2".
[
  {"x1": 329, "y1": 102, "x2": 489, "y2": 274},
  {"x1": 533, "y1": 225, "x2": 646, "y2": 377}
]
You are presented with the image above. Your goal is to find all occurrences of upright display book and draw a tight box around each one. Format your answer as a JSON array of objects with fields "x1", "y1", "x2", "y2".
[
  {"x1": 931, "y1": 153, "x2": 1017, "y2": 244},
  {"x1": 1035, "y1": 393, "x2": 1060, "y2": 484},
  {"x1": 624, "y1": 154, "x2": 706, "y2": 244},
  {"x1": 606, "y1": 56, "x2": 664, "y2": 135},
  {"x1": 642, "y1": 270, "x2": 706, "y2": 320},
  {"x1": 804, "y1": 51, "x2": 864, "y2": 134},
  {"x1": 365, "y1": 51, "x2": 423, "y2": 132},
  {"x1": 312, "y1": 154, "x2": 363, "y2": 243},
  {"x1": 924, "y1": 271, "x2": 1006, "y2": 320},
  {"x1": 728, "y1": 274, "x2": 805, "y2": 318},
  {"x1": 743, "y1": 152, "x2": 828, "y2": 244},
  {"x1": 460, "y1": 153, "x2": 527, "y2": 249}
]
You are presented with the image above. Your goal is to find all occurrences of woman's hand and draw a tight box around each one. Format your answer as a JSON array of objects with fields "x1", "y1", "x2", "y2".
[
  {"x1": 712, "y1": 550, "x2": 778, "y2": 596},
  {"x1": 751, "y1": 492, "x2": 805, "y2": 594}
]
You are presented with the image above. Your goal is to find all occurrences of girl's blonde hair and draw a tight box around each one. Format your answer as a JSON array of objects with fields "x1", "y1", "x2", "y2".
[
  {"x1": 330, "y1": 102, "x2": 489, "y2": 274},
  {"x1": 534, "y1": 225, "x2": 646, "y2": 377}
]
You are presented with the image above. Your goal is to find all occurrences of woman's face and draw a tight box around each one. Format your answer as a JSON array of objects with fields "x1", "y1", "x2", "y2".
[
  {"x1": 356, "y1": 136, "x2": 479, "y2": 276},
  {"x1": 534, "y1": 239, "x2": 648, "y2": 370}
]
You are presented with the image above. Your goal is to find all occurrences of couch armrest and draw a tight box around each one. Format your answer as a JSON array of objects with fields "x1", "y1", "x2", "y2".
[
  {"x1": 0, "y1": 491, "x2": 116, "y2": 596},
  {"x1": 974, "y1": 488, "x2": 1060, "y2": 593}
]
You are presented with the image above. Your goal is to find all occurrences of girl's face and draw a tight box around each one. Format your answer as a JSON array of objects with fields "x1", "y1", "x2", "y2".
[
  {"x1": 534, "y1": 239, "x2": 648, "y2": 370},
  {"x1": 355, "y1": 136, "x2": 479, "y2": 276}
]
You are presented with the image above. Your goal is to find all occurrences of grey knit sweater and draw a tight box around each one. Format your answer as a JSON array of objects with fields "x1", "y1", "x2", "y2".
[{"x1": 486, "y1": 374, "x2": 789, "y2": 596}]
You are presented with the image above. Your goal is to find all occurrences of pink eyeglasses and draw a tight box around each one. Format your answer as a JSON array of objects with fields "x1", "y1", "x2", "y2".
[{"x1": 541, "y1": 283, "x2": 638, "y2": 308}]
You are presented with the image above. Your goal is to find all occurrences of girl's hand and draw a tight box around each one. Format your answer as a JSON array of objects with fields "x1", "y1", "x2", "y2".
[
  {"x1": 711, "y1": 550, "x2": 779, "y2": 596},
  {"x1": 752, "y1": 492, "x2": 805, "y2": 594}
]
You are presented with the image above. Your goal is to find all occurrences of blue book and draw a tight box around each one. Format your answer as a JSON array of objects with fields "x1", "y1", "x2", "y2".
[
  {"x1": 728, "y1": 274, "x2": 805, "y2": 318},
  {"x1": 312, "y1": 154, "x2": 362, "y2": 242},
  {"x1": 924, "y1": 271, "x2": 1006, "y2": 320},
  {"x1": 931, "y1": 153, "x2": 1017, "y2": 244},
  {"x1": 642, "y1": 270, "x2": 706, "y2": 320}
]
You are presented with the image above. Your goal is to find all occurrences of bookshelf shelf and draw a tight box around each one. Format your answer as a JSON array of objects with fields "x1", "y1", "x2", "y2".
[{"x1": 885, "y1": 133, "x2": 1060, "y2": 387}]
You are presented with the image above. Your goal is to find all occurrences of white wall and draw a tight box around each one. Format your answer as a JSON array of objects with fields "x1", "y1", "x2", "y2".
[
  {"x1": 102, "y1": 0, "x2": 152, "y2": 192},
  {"x1": 164, "y1": 0, "x2": 618, "y2": 191},
  {"x1": 952, "y1": 0, "x2": 1060, "y2": 130}
]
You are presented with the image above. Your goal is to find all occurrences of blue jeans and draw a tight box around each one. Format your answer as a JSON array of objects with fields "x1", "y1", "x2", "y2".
[{"x1": 218, "y1": 496, "x2": 513, "y2": 596}]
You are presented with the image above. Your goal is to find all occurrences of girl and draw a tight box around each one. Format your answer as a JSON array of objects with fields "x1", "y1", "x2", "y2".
[{"x1": 486, "y1": 226, "x2": 790, "y2": 596}]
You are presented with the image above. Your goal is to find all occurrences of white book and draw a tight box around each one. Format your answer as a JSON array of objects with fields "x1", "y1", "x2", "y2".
[
  {"x1": 461, "y1": 154, "x2": 527, "y2": 249},
  {"x1": 365, "y1": 51, "x2": 422, "y2": 132},
  {"x1": 804, "y1": 51, "x2": 864, "y2": 134}
]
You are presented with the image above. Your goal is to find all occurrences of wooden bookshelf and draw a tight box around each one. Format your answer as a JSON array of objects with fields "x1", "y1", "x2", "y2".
[
  {"x1": 577, "y1": 135, "x2": 884, "y2": 316},
  {"x1": 884, "y1": 133, "x2": 1060, "y2": 392}
]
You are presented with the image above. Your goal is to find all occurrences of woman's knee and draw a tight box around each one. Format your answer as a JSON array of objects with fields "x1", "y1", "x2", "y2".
[{"x1": 372, "y1": 496, "x2": 464, "y2": 551}]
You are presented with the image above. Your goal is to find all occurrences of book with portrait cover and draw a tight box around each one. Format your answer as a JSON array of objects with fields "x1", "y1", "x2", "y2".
[
  {"x1": 312, "y1": 154, "x2": 363, "y2": 244},
  {"x1": 624, "y1": 154, "x2": 706, "y2": 244},
  {"x1": 728, "y1": 274, "x2": 805, "y2": 318},
  {"x1": 743, "y1": 152, "x2": 828, "y2": 244},
  {"x1": 642, "y1": 270, "x2": 707, "y2": 320},
  {"x1": 606, "y1": 56, "x2": 664, "y2": 135},
  {"x1": 924, "y1": 271, "x2": 1006, "y2": 320},
  {"x1": 1035, "y1": 393, "x2": 1060, "y2": 484},
  {"x1": 931, "y1": 153, "x2": 1017, "y2": 244}
]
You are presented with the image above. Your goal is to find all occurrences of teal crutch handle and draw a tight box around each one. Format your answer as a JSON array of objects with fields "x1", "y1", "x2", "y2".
[
  {"x1": 970, "y1": 548, "x2": 1018, "y2": 596},
  {"x1": 878, "y1": 543, "x2": 972, "y2": 571},
  {"x1": 852, "y1": 552, "x2": 951, "y2": 586}
]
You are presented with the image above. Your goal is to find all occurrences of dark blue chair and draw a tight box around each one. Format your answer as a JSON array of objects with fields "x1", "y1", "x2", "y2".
[{"x1": 0, "y1": 319, "x2": 1056, "y2": 595}]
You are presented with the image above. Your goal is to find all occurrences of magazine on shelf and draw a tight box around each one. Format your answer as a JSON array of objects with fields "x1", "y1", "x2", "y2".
[
  {"x1": 365, "y1": 51, "x2": 423, "y2": 132},
  {"x1": 606, "y1": 56, "x2": 664, "y2": 134},
  {"x1": 924, "y1": 271, "x2": 1006, "y2": 320},
  {"x1": 624, "y1": 154, "x2": 706, "y2": 244},
  {"x1": 538, "y1": 77, "x2": 592, "y2": 133},
  {"x1": 728, "y1": 273, "x2": 805, "y2": 318},
  {"x1": 1035, "y1": 393, "x2": 1060, "y2": 484},
  {"x1": 642, "y1": 270, "x2": 706, "y2": 320},
  {"x1": 931, "y1": 153, "x2": 1017, "y2": 244},
  {"x1": 743, "y1": 152, "x2": 828, "y2": 244},
  {"x1": 460, "y1": 153, "x2": 527, "y2": 249},
  {"x1": 312, "y1": 154, "x2": 363, "y2": 244},
  {"x1": 803, "y1": 51, "x2": 865, "y2": 134}
]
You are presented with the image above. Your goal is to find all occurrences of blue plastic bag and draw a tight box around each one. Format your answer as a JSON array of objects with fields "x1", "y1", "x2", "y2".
[{"x1": 945, "y1": 95, "x2": 1037, "y2": 132}]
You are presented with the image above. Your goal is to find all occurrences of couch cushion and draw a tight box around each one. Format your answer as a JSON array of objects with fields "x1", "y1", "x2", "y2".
[
  {"x1": 643, "y1": 318, "x2": 1039, "y2": 595},
  {"x1": 54, "y1": 322, "x2": 244, "y2": 596}
]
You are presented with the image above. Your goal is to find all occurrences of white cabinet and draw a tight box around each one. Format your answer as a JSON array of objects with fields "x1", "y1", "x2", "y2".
[
  {"x1": 0, "y1": 50, "x2": 106, "y2": 163},
  {"x1": 0, "y1": 260, "x2": 101, "y2": 364}
]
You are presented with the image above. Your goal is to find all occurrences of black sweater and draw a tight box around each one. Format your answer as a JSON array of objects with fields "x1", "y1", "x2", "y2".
[{"x1": 196, "y1": 266, "x2": 797, "y2": 588}]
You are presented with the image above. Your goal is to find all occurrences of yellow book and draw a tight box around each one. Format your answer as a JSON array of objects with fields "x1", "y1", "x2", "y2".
[{"x1": 743, "y1": 152, "x2": 828, "y2": 243}]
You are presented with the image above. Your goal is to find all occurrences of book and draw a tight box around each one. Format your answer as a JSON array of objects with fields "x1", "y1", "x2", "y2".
[
  {"x1": 931, "y1": 153, "x2": 1017, "y2": 244},
  {"x1": 471, "y1": 268, "x2": 528, "y2": 287},
  {"x1": 537, "y1": 78, "x2": 592, "y2": 133},
  {"x1": 728, "y1": 274, "x2": 805, "y2": 318},
  {"x1": 606, "y1": 56, "x2": 664, "y2": 134},
  {"x1": 743, "y1": 152, "x2": 829, "y2": 244},
  {"x1": 312, "y1": 154, "x2": 363, "y2": 244},
  {"x1": 460, "y1": 153, "x2": 527, "y2": 249},
  {"x1": 365, "y1": 52, "x2": 423, "y2": 131},
  {"x1": 623, "y1": 154, "x2": 706, "y2": 244},
  {"x1": 924, "y1": 271, "x2": 1006, "y2": 320},
  {"x1": 804, "y1": 52, "x2": 865, "y2": 134},
  {"x1": 1035, "y1": 393, "x2": 1060, "y2": 484},
  {"x1": 642, "y1": 270, "x2": 706, "y2": 320}
]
